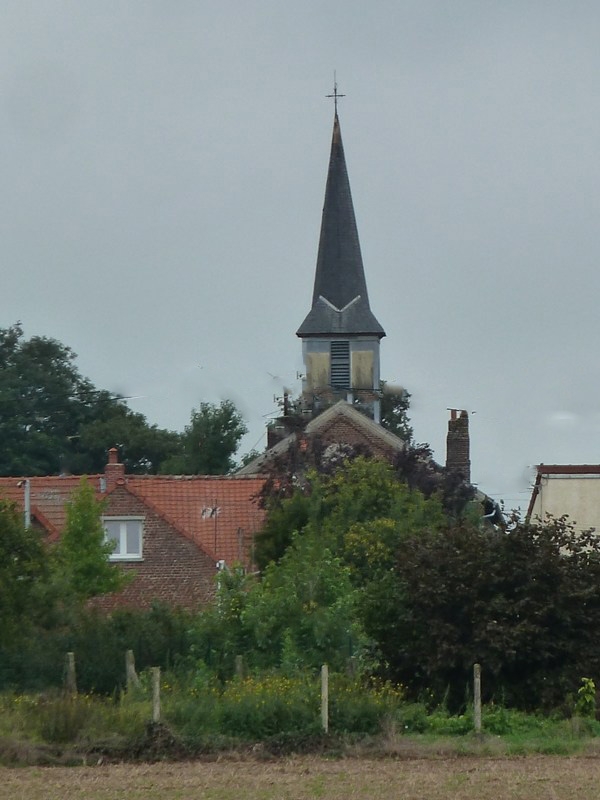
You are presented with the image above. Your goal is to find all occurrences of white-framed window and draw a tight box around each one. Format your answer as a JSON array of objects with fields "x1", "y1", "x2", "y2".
[{"x1": 103, "y1": 516, "x2": 144, "y2": 561}]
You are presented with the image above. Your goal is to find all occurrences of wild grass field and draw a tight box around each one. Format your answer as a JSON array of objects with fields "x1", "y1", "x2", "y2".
[{"x1": 2, "y1": 756, "x2": 600, "y2": 800}]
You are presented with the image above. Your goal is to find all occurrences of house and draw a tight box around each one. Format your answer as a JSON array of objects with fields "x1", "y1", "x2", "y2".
[
  {"x1": 0, "y1": 448, "x2": 265, "y2": 611},
  {"x1": 527, "y1": 464, "x2": 600, "y2": 533}
]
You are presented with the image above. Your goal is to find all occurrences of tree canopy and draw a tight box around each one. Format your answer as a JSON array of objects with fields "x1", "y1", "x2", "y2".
[
  {"x1": 389, "y1": 513, "x2": 600, "y2": 709},
  {"x1": 0, "y1": 499, "x2": 48, "y2": 648},
  {"x1": 0, "y1": 323, "x2": 248, "y2": 476},
  {"x1": 379, "y1": 383, "x2": 413, "y2": 443},
  {"x1": 55, "y1": 477, "x2": 128, "y2": 602},
  {"x1": 256, "y1": 455, "x2": 450, "y2": 569},
  {"x1": 252, "y1": 455, "x2": 600, "y2": 710},
  {"x1": 0, "y1": 323, "x2": 92, "y2": 475},
  {"x1": 160, "y1": 400, "x2": 248, "y2": 475}
]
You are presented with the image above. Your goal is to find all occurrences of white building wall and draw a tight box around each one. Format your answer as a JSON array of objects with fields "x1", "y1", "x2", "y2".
[{"x1": 530, "y1": 474, "x2": 600, "y2": 532}]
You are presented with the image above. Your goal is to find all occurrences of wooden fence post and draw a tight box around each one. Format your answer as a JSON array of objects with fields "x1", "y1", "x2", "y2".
[
  {"x1": 152, "y1": 667, "x2": 161, "y2": 723},
  {"x1": 126, "y1": 649, "x2": 140, "y2": 689},
  {"x1": 65, "y1": 651, "x2": 77, "y2": 695},
  {"x1": 321, "y1": 664, "x2": 329, "y2": 734},
  {"x1": 473, "y1": 663, "x2": 482, "y2": 734}
]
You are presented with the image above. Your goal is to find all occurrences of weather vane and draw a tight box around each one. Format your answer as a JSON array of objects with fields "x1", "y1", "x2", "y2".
[{"x1": 326, "y1": 72, "x2": 345, "y2": 114}]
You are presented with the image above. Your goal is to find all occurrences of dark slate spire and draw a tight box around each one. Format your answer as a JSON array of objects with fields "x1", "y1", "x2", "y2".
[{"x1": 297, "y1": 113, "x2": 385, "y2": 338}]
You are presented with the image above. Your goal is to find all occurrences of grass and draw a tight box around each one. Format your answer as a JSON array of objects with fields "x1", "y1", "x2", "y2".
[{"x1": 1, "y1": 677, "x2": 600, "y2": 766}]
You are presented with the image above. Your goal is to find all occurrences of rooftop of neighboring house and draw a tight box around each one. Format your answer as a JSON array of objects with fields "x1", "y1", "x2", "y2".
[
  {"x1": 0, "y1": 448, "x2": 265, "y2": 567},
  {"x1": 527, "y1": 463, "x2": 600, "y2": 522},
  {"x1": 532, "y1": 464, "x2": 600, "y2": 475}
]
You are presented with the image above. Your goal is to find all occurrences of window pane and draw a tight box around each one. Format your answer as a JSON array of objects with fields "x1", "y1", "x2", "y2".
[
  {"x1": 125, "y1": 521, "x2": 141, "y2": 555},
  {"x1": 104, "y1": 520, "x2": 121, "y2": 554}
]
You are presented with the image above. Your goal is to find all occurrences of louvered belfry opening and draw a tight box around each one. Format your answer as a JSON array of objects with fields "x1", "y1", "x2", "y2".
[{"x1": 330, "y1": 340, "x2": 350, "y2": 389}]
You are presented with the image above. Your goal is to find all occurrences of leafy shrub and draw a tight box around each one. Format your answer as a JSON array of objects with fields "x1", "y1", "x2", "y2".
[
  {"x1": 482, "y1": 705, "x2": 544, "y2": 736},
  {"x1": 219, "y1": 674, "x2": 319, "y2": 739},
  {"x1": 395, "y1": 702, "x2": 429, "y2": 733},
  {"x1": 34, "y1": 692, "x2": 96, "y2": 744},
  {"x1": 158, "y1": 668, "x2": 222, "y2": 743},
  {"x1": 20, "y1": 690, "x2": 149, "y2": 745},
  {"x1": 330, "y1": 677, "x2": 404, "y2": 734},
  {"x1": 426, "y1": 710, "x2": 473, "y2": 735},
  {"x1": 576, "y1": 677, "x2": 596, "y2": 718},
  {"x1": 0, "y1": 604, "x2": 195, "y2": 694}
]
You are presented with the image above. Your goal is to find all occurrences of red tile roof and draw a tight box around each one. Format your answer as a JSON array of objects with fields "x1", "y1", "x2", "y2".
[
  {"x1": 0, "y1": 475, "x2": 101, "y2": 540},
  {"x1": 0, "y1": 471, "x2": 266, "y2": 566},
  {"x1": 125, "y1": 475, "x2": 265, "y2": 564}
]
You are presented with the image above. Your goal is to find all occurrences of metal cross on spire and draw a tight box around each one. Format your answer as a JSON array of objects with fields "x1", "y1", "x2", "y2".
[{"x1": 326, "y1": 72, "x2": 345, "y2": 114}]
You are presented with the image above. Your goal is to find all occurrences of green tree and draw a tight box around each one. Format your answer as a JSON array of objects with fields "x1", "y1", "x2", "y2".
[
  {"x1": 243, "y1": 532, "x2": 364, "y2": 673},
  {"x1": 380, "y1": 383, "x2": 413, "y2": 443},
  {"x1": 54, "y1": 478, "x2": 127, "y2": 602},
  {"x1": 0, "y1": 323, "x2": 181, "y2": 476},
  {"x1": 188, "y1": 566, "x2": 255, "y2": 680},
  {"x1": 77, "y1": 403, "x2": 182, "y2": 474},
  {"x1": 255, "y1": 457, "x2": 445, "y2": 568},
  {"x1": 318, "y1": 458, "x2": 445, "y2": 544},
  {"x1": 189, "y1": 533, "x2": 366, "y2": 677},
  {"x1": 255, "y1": 490, "x2": 312, "y2": 570},
  {"x1": 161, "y1": 400, "x2": 247, "y2": 475},
  {"x1": 390, "y1": 513, "x2": 600, "y2": 709},
  {"x1": 0, "y1": 323, "x2": 93, "y2": 475},
  {"x1": 0, "y1": 499, "x2": 48, "y2": 647}
]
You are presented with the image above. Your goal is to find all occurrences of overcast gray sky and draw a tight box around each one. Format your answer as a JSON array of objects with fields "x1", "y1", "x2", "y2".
[{"x1": 3, "y1": 1, "x2": 600, "y2": 510}]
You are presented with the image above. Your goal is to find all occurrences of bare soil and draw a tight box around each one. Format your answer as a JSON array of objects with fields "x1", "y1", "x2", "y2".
[{"x1": 2, "y1": 755, "x2": 600, "y2": 800}]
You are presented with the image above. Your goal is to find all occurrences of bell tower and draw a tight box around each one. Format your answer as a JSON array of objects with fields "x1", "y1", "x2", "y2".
[{"x1": 297, "y1": 97, "x2": 385, "y2": 421}]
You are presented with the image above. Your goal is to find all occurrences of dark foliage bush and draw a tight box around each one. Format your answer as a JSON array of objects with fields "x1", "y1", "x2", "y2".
[{"x1": 0, "y1": 604, "x2": 193, "y2": 694}]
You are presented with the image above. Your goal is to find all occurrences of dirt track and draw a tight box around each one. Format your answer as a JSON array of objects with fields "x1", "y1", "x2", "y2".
[{"x1": 2, "y1": 755, "x2": 600, "y2": 800}]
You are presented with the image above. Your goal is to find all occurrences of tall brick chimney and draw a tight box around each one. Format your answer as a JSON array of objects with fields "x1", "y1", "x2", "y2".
[
  {"x1": 446, "y1": 409, "x2": 471, "y2": 483},
  {"x1": 105, "y1": 447, "x2": 125, "y2": 491}
]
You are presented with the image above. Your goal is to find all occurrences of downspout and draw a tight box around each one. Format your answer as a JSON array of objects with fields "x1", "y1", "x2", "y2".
[{"x1": 19, "y1": 479, "x2": 31, "y2": 528}]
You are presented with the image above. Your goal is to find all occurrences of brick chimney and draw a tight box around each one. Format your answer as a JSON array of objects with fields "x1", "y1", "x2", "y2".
[
  {"x1": 105, "y1": 447, "x2": 125, "y2": 491},
  {"x1": 446, "y1": 410, "x2": 471, "y2": 483}
]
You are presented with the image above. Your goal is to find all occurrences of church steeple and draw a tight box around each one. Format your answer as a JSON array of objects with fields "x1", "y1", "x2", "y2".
[
  {"x1": 296, "y1": 113, "x2": 385, "y2": 338},
  {"x1": 297, "y1": 107, "x2": 385, "y2": 422}
]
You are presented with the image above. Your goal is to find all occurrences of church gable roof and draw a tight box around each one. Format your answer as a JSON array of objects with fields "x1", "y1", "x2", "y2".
[{"x1": 236, "y1": 400, "x2": 405, "y2": 475}]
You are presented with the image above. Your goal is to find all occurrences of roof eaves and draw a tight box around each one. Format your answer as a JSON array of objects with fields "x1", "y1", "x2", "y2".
[{"x1": 536, "y1": 464, "x2": 600, "y2": 475}]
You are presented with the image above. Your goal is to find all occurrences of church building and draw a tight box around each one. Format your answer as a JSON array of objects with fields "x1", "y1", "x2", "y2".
[
  {"x1": 238, "y1": 100, "x2": 414, "y2": 475},
  {"x1": 240, "y1": 96, "x2": 476, "y2": 493}
]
